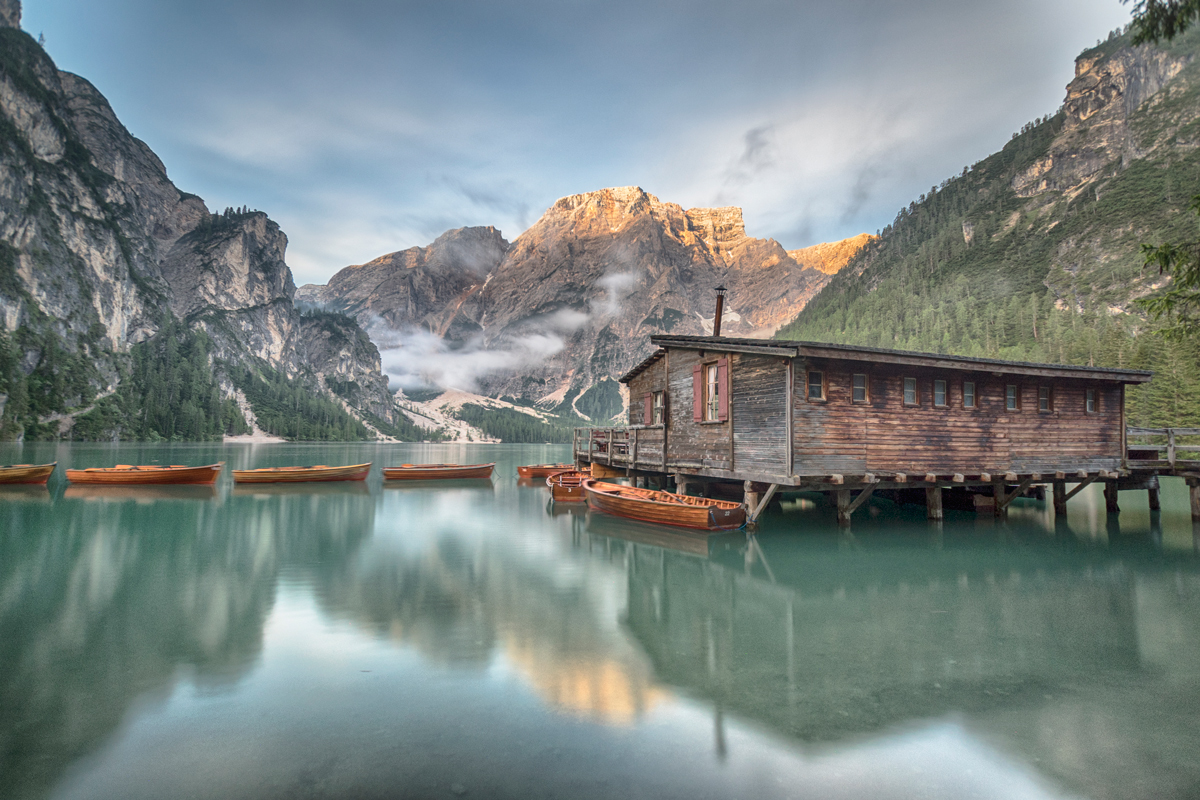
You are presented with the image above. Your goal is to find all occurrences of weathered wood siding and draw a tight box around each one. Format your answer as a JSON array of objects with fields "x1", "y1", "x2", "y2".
[
  {"x1": 792, "y1": 360, "x2": 1124, "y2": 475},
  {"x1": 731, "y1": 353, "x2": 788, "y2": 474},
  {"x1": 665, "y1": 348, "x2": 731, "y2": 471},
  {"x1": 626, "y1": 358, "x2": 667, "y2": 425}
]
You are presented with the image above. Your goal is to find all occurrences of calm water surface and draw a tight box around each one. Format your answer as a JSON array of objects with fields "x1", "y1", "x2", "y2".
[{"x1": 2, "y1": 442, "x2": 1199, "y2": 800}]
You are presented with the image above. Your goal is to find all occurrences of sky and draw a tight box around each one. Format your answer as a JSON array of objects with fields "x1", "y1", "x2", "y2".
[{"x1": 22, "y1": 0, "x2": 1133, "y2": 287}]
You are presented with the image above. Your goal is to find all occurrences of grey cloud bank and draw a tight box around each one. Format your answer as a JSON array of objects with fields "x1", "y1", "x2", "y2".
[{"x1": 23, "y1": 0, "x2": 1132, "y2": 286}]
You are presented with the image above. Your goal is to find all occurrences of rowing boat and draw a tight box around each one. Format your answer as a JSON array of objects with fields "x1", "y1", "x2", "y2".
[
  {"x1": 64, "y1": 463, "x2": 224, "y2": 485},
  {"x1": 583, "y1": 479, "x2": 746, "y2": 531},
  {"x1": 232, "y1": 462, "x2": 371, "y2": 483},
  {"x1": 0, "y1": 462, "x2": 56, "y2": 484},
  {"x1": 517, "y1": 463, "x2": 574, "y2": 479},
  {"x1": 382, "y1": 463, "x2": 495, "y2": 480},
  {"x1": 547, "y1": 470, "x2": 589, "y2": 502}
]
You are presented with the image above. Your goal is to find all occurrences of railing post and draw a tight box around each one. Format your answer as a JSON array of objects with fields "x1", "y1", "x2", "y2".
[{"x1": 1169, "y1": 428, "x2": 1177, "y2": 467}]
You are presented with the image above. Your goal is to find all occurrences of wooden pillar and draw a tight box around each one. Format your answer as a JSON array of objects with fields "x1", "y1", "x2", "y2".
[
  {"x1": 743, "y1": 480, "x2": 759, "y2": 515},
  {"x1": 925, "y1": 486, "x2": 943, "y2": 521},
  {"x1": 993, "y1": 478, "x2": 1007, "y2": 519},
  {"x1": 1104, "y1": 481, "x2": 1120, "y2": 514},
  {"x1": 1148, "y1": 482, "x2": 1162, "y2": 512},
  {"x1": 676, "y1": 473, "x2": 690, "y2": 496},
  {"x1": 1189, "y1": 480, "x2": 1200, "y2": 523},
  {"x1": 1053, "y1": 480, "x2": 1067, "y2": 517},
  {"x1": 836, "y1": 489, "x2": 852, "y2": 526}
]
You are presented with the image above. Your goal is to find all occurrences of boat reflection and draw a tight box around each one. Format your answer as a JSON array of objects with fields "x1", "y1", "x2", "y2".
[
  {"x1": 546, "y1": 498, "x2": 586, "y2": 518},
  {"x1": 382, "y1": 478, "x2": 495, "y2": 493},
  {"x1": 582, "y1": 509, "x2": 721, "y2": 556},
  {"x1": 231, "y1": 480, "x2": 371, "y2": 499},
  {"x1": 63, "y1": 484, "x2": 218, "y2": 503},
  {"x1": 0, "y1": 485, "x2": 51, "y2": 503}
]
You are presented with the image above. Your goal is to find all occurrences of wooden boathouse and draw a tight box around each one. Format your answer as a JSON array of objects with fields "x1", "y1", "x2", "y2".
[{"x1": 573, "y1": 333, "x2": 1200, "y2": 525}]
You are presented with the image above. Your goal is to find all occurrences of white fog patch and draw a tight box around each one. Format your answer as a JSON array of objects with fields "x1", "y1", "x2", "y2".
[{"x1": 372, "y1": 322, "x2": 564, "y2": 392}]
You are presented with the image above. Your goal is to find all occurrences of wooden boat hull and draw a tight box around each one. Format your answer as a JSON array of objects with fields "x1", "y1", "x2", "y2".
[
  {"x1": 547, "y1": 470, "x2": 589, "y2": 502},
  {"x1": 65, "y1": 463, "x2": 224, "y2": 485},
  {"x1": 583, "y1": 479, "x2": 746, "y2": 531},
  {"x1": 382, "y1": 463, "x2": 495, "y2": 480},
  {"x1": 517, "y1": 464, "x2": 574, "y2": 479},
  {"x1": 0, "y1": 462, "x2": 56, "y2": 484},
  {"x1": 232, "y1": 463, "x2": 371, "y2": 483}
]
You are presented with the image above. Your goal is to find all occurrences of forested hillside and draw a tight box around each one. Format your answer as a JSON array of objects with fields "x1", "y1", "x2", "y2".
[{"x1": 777, "y1": 27, "x2": 1200, "y2": 427}]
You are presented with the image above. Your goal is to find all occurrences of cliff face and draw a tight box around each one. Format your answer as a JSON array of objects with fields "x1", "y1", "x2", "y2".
[
  {"x1": 0, "y1": 16, "x2": 400, "y2": 437},
  {"x1": 788, "y1": 233, "x2": 877, "y2": 276},
  {"x1": 310, "y1": 187, "x2": 831, "y2": 416},
  {"x1": 1013, "y1": 41, "x2": 1191, "y2": 197}
]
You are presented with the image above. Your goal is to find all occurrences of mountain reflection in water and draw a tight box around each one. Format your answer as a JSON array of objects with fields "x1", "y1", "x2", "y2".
[{"x1": 0, "y1": 443, "x2": 1198, "y2": 800}]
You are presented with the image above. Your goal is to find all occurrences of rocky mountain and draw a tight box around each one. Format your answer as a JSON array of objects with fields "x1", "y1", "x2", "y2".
[
  {"x1": 787, "y1": 233, "x2": 876, "y2": 275},
  {"x1": 303, "y1": 187, "x2": 853, "y2": 420},
  {"x1": 0, "y1": 0, "x2": 408, "y2": 440},
  {"x1": 777, "y1": 26, "x2": 1200, "y2": 427}
]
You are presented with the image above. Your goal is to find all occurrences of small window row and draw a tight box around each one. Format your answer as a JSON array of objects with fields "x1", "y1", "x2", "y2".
[{"x1": 805, "y1": 371, "x2": 1099, "y2": 413}]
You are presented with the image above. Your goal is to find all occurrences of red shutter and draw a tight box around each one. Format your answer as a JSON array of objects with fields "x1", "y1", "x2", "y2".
[
  {"x1": 693, "y1": 364, "x2": 703, "y2": 421},
  {"x1": 643, "y1": 393, "x2": 652, "y2": 425},
  {"x1": 717, "y1": 358, "x2": 729, "y2": 422},
  {"x1": 662, "y1": 390, "x2": 669, "y2": 425}
]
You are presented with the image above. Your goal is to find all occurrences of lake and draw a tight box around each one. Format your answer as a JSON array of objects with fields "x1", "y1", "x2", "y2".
[{"x1": 2, "y1": 442, "x2": 1198, "y2": 800}]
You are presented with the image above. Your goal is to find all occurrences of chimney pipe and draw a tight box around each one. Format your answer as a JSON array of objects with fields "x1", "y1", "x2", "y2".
[{"x1": 713, "y1": 285, "x2": 727, "y2": 337}]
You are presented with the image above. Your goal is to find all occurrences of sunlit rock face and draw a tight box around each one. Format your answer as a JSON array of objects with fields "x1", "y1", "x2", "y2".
[
  {"x1": 1013, "y1": 42, "x2": 1189, "y2": 198},
  {"x1": 310, "y1": 187, "x2": 832, "y2": 414},
  {"x1": 787, "y1": 232, "x2": 876, "y2": 276},
  {"x1": 0, "y1": 23, "x2": 399, "y2": 428}
]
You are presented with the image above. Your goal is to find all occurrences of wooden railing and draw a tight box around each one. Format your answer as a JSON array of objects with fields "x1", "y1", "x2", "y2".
[
  {"x1": 574, "y1": 426, "x2": 665, "y2": 468},
  {"x1": 1126, "y1": 427, "x2": 1200, "y2": 467}
]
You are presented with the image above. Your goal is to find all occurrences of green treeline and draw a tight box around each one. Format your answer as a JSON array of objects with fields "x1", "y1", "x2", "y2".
[
  {"x1": 0, "y1": 323, "x2": 102, "y2": 439},
  {"x1": 778, "y1": 30, "x2": 1200, "y2": 428},
  {"x1": 230, "y1": 365, "x2": 371, "y2": 441},
  {"x1": 72, "y1": 319, "x2": 249, "y2": 441},
  {"x1": 455, "y1": 403, "x2": 575, "y2": 443}
]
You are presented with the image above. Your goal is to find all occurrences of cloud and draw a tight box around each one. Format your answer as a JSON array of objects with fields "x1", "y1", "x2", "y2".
[
  {"x1": 439, "y1": 176, "x2": 533, "y2": 232},
  {"x1": 373, "y1": 323, "x2": 565, "y2": 392}
]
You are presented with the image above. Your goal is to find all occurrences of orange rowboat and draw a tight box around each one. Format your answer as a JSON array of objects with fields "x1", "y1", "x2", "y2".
[
  {"x1": 583, "y1": 479, "x2": 746, "y2": 531},
  {"x1": 232, "y1": 462, "x2": 371, "y2": 484},
  {"x1": 0, "y1": 462, "x2": 56, "y2": 484},
  {"x1": 547, "y1": 470, "x2": 589, "y2": 502},
  {"x1": 517, "y1": 463, "x2": 574, "y2": 479},
  {"x1": 65, "y1": 463, "x2": 224, "y2": 485},
  {"x1": 382, "y1": 463, "x2": 495, "y2": 480}
]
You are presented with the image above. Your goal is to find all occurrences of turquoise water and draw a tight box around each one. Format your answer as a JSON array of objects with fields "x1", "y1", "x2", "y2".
[{"x1": 2, "y1": 442, "x2": 1198, "y2": 800}]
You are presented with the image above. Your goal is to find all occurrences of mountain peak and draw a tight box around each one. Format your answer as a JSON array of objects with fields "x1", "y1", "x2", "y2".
[{"x1": 788, "y1": 233, "x2": 876, "y2": 275}]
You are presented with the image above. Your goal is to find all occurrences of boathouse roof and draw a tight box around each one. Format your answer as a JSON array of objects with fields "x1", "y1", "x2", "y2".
[{"x1": 619, "y1": 335, "x2": 1154, "y2": 384}]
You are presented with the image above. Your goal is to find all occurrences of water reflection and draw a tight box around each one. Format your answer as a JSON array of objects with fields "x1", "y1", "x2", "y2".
[
  {"x1": 0, "y1": 444, "x2": 1198, "y2": 800},
  {"x1": 63, "y1": 484, "x2": 220, "y2": 503}
]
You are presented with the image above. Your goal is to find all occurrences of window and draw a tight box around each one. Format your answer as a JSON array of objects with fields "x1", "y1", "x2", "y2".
[
  {"x1": 852, "y1": 374, "x2": 868, "y2": 403},
  {"x1": 807, "y1": 370, "x2": 825, "y2": 401},
  {"x1": 1086, "y1": 388, "x2": 1096, "y2": 413},
  {"x1": 903, "y1": 377, "x2": 918, "y2": 406},
  {"x1": 963, "y1": 381, "x2": 976, "y2": 409},
  {"x1": 933, "y1": 380, "x2": 947, "y2": 407},
  {"x1": 705, "y1": 363, "x2": 720, "y2": 421},
  {"x1": 1038, "y1": 386, "x2": 1052, "y2": 412},
  {"x1": 1006, "y1": 384, "x2": 1019, "y2": 411},
  {"x1": 652, "y1": 391, "x2": 665, "y2": 425}
]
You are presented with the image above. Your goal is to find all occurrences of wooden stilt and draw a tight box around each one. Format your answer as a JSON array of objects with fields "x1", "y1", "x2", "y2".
[
  {"x1": 675, "y1": 473, "x2": 689, "y2": 496},
  {"x1": 836, "y1": 489, "x2": 852, "y2": 526},
  {"x1": 743, "y1": 480, "x2": 759, "y2": 518},
  {"x1": 1053, "y1": 480, "x2": 1067, "y2": 517},
  {"x1": 1148, "y1": 486, "x2": 1161, "y2": 512},
  {"x1": 1189, "y1": 481, "x2": 1200, "y2": 523},
  {"x1": 1104, "y1": 481, "x2": 1120, "y2": 514},
  {"x1": 925, "y1": 486, "x2": 943, "y2": 521},
  {"x1": 993, "y1": 478, "x2": 1007, "y2": 519}
]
